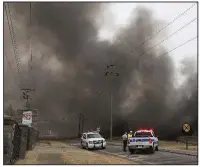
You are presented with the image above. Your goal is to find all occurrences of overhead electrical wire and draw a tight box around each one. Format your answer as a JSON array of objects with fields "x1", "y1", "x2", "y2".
[
  {"x1": 139, "y1": 17, "x2": 197, "y2": 57},
  {"x1": 127, "y1": 16, "x2": 196, "y2": 68},
  {"x1": 4, "y1": 52, "x2": 21, "y2": 89},
  {"x1": 139, "y1": 3, "x2": 196, "y2": 47},
  {"x1": 5, "y1": 3, "x2": 36, "y2": 108},
  {"x1": 116, "y1": 17, "x2": 197, "y2": 70},
  {"x1": 160, "y1": 36, "x2": 197, "y2": 57},
  {"x1": 114, "y1": 3, "x2": 197, "y2": 67},
  {"x1": 5, "y1": 3, "x2": 24, "y2": 88}
]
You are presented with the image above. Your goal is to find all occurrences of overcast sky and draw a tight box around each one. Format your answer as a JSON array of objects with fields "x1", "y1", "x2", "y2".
[
  {"x1": 3, "y1": 2, "x2": 197, "y2": 89},
  {"x1": 97, "y1": 2, "x2": 197, "y2": 86}
]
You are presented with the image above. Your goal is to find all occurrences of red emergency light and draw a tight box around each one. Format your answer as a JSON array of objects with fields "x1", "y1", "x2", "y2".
[
  {"x1": 149, "y1": 128, "x2": 154, "y2": 132},
  {"x1": 138, "y1": 128, "x2": 154, "y2": 132}
]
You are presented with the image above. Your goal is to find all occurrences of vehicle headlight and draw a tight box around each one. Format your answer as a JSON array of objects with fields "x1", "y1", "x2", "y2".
[{"x1": 89, "y1": 141, "x2": 93, "y2": 144}]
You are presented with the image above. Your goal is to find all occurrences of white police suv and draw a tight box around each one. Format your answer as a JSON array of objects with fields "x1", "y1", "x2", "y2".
[
  {"x1": 128, "y1": 129, "x2": 159, "y2": 154},
  {"x1": 81, "y1": 132, "x2": 106, "y2": 150}
]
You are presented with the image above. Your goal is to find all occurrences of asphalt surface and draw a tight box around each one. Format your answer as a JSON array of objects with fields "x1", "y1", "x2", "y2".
[{"x1": 69, "y1": 142, "x2": 198, "y2": 165}]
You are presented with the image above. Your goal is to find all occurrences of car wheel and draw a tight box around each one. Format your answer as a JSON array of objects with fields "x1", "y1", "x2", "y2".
[
  {"x1": 101, "y1": 143, "x2": 106, "y2": 149},
  {"x1": 129, "y1": 149, "x2": 135, "y2": 154},
  {"x1": 81, "y1": 142, "x2": 84, "y2": 149},
  {"x1": 86, "y1": 143, "x2": 89, "y2": 150},
  {"x1": 155, "y1": 146, "x2": 158, "y2": 151},
  {"x1": 149, "y1": 144, "x2": 155, "y2": 154}
]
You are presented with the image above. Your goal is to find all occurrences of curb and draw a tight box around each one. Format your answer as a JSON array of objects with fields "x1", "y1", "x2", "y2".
[
  {"x1": 107, "y1": 142, "x2": 197, "y2": 157},
  {"x1": 159, "y1": 148, "x2": 197, "y2": 157}
]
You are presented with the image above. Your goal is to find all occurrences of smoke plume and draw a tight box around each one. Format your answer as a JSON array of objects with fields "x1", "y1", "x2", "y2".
[{"x1": 4, "y1": 2, "x2": 197, "y2": 139}]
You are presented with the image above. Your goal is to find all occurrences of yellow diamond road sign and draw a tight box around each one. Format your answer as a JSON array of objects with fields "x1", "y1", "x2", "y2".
[{"x1": 183, "y1": 123, "x2": 190, "y2": 132}]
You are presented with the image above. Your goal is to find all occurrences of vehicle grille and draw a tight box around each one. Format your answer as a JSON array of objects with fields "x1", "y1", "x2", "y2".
[{"x1": 94, "y1": 140, "x2": 102, "y2": 144}]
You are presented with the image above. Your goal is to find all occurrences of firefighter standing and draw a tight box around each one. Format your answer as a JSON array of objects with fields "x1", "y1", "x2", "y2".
[
  {"x1": 128, "y1": 131, "x2": 133, "y2": 140},
  {"x1": 122, "y1": 132, "x2": 128, "y2": 151}
]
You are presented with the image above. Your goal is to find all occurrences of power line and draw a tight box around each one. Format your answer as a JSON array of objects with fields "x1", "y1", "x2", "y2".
[
  {"x1": 4, "y1": 52, "x2": 21, "y2": 89},
  {"x1": 105, "y1": 5, "x2": 197, "y2": 73},
  {"x1": 106, "y1": 16, "x2": 196, "y2": 81},
  {"x1": 160, "y1": 36, "x2": 197, "y2": 57},
  {"x1": 116, "y1": 17, "x2": 197, "y2": 70},
  {"x1": 125, "y1": 17, "x2": 196, "y2": 60},
  {"x1": 113, "y1": 4, "x2": 196, "y2": 67},
  {"x1": 139, "y1": 17, "x2": 197, "y2": 57},
  {"x1": 139, "y1": 3, "x2": 196, "y2": 47},
  {"x1": 5, "y1": 3, "x2": 35, "y2": 110},
  {"x1": 4, "y1": 52, "x2": 12, "y2": 70},
  {"x1": 5, "y1": 3, "x2": 24, "y2": 88}
]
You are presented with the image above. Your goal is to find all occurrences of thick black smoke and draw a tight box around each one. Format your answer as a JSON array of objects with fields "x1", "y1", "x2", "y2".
[{"x1": 4, "y1": 2, "x2": 197, "y2": 139}]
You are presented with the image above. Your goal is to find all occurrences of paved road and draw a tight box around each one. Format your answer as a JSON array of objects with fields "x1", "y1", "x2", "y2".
[{"x1": 70, "y1": 143, "x2": 198, "y2": 165}]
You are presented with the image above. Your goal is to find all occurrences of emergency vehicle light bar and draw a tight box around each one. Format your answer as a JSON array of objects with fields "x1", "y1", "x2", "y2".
[
  {"x1": 138, "y1": 128, "x2": 154, "y2": 132},
  {"x1": 87, "y1": 131, "x2": 98, "y2": 133}
]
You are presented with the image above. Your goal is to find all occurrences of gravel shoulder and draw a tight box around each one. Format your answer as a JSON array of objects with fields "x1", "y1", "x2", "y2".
[{"x1": 16, "y1": 141, "x2": 136, "y2": 164}]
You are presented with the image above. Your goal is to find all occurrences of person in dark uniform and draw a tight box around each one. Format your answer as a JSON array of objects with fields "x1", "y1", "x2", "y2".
[{"x1": 122, "y1": 132, "x2": 128, "y2": 151}]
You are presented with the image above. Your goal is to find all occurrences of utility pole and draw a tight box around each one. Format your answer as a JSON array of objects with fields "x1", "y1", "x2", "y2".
[
  {"x1": 105, "y1": 64, "x2": 119, "y2": 141},
  {"x1": 82, "y1": 114, "x2": 84, "y2": 134},
  {"x1": 21, "y1": 88, "x2": 35, "y2": 109},
  {"x1": 78, "y1": 113, "x2": 84, "y2": 137}
]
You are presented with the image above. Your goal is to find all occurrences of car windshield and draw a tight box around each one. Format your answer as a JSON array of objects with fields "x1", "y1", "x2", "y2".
[
  {"x1": 87, "y1": 133, "x2": 101, "y2": 138},
  {"x1": 134, "y1": 132, "x2": 153, "y2": 137}
]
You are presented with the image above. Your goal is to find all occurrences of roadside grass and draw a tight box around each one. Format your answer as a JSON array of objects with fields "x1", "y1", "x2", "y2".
[
  {"x1": 16, "y1": 141, "x2": 136, "y2": 164},
  {"x1": 159, "y1": 141, "x2": 197, "y2": 152},
  {"x1": 61, "y1": 145, "x2": 136, "y2": 164}
]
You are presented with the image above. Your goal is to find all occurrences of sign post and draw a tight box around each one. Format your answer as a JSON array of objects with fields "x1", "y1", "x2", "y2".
[
  {"x1": 182, "y1": 123, "x2": 191, "y2": 150},
  {"x1": 22, "y1": 111, "x2": 32, "y2": 127}
]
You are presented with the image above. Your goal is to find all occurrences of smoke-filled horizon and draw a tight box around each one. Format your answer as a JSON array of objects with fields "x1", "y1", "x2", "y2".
[{"x1": 4, "y1": 2, "x2": 197, "y2": 139}]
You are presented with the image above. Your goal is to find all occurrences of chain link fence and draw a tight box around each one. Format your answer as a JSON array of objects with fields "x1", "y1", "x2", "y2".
[
  {"x1": 4, "y1": 115, "x2": 39, "y2": 164},
  {"x1": 4, "y1": 124, "x2": 14, "y2": 164},
  {"x1": 4, "y1": 117, "x2": 21, "y2": 164}
]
